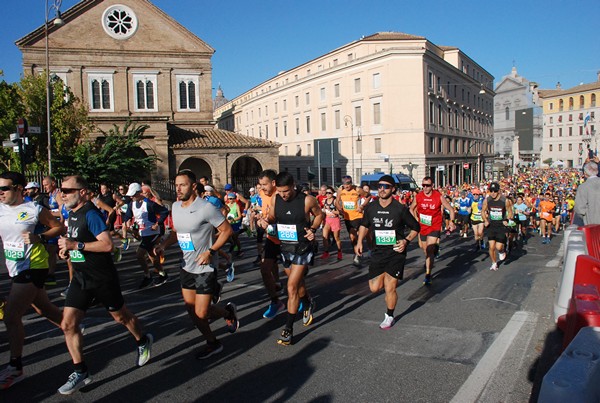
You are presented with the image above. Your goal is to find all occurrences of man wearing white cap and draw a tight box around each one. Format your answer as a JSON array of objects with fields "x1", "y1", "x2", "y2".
[
  {"x1": 121, "y1": 183, "x2": 169, "y2": 288},
  {"x1": 24, "y1": 182, "x2": 44, "y2": 204}
]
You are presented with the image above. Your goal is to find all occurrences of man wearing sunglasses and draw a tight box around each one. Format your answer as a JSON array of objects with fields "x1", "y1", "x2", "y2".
[
  {"x1": 0, "y1": 172, "x2": 64, "y2": 390},
  {"x1": 538, "y1": 191, "x2": 556, "y2": 244},
  {"x1": 336, "y1": 176, "x2": 364, "y2": 267},
  {"x1": 57, "y1": 175, "x2": 153, "y2": 394},
  {"x1": 481, "y1": 182, "x2": 514, "y2": 271},
  {"x1": 410, "y1": 177, "x2": 456, "y2": 285},
  {"x1": 356, "y1": 175, "x2": 420, "y2": 329}
]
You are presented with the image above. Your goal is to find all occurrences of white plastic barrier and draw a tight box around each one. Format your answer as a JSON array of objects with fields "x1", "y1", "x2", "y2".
[
  {"x1": 564, "y1": 226, "x2": 584, "y2": 256},
  {"x1": 539, "y1": 327, "x2": 600, "y2": 403},
  {"x1": 553, "y1": 239, "x2": 587, "y2": 324}
]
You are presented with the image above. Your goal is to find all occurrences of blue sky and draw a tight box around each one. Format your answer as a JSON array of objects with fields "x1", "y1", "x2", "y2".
[{"x1": 1, "y1": 0, "x2": 599, "y2": 99}]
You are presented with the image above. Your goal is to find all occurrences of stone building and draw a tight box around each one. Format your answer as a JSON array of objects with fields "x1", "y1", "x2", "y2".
[{"x1": 16, "y1": 0, "x2": 278, "y2": 194}]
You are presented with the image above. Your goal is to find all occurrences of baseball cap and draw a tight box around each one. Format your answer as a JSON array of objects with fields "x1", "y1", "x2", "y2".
[
  {"x1": 489, "y1": 182, "x2": 500, "y2": 192},
  {"x1": 249, "y1": 187, "x2": 255, "y2": 192},
  {"x1": 126, "y1": 182, "x2": 142, "y2": 196},
  {"x1": 224, "y1": 184, "x2": 233, "y2": 191},
  {"x1": 378, "y1": 175, "x2": 395, "y2": 186},
  {"x1": 227, "y1": 192, "x2": 236, "y2": 199},
  {"x1": 204, "y1": 185, "x2": 214, "y2": 192},
  {"x1": 25, "y1": 181, "x2": 40, "y2": 189}
]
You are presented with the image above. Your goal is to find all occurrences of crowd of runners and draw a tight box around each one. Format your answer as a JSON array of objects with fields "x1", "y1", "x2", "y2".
[{"x1": 0, "y1": 160, "x2": 596, "y2": 394}]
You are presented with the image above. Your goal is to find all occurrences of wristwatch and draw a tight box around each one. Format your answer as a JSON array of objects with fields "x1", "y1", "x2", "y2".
[
  {"x1": 208, "y1": 248, "x2": 217, "y2": 256},
  {"x1": 77, "y1": 242, "x2": 85, "y2": 251}
]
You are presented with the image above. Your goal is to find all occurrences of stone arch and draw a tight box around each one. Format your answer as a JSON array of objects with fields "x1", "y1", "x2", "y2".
[
  {"x1": 178, "y1": 157, "x2": 213, "y2": 182},
  {"x1": 230, "y1": 156, "x2": 263, "y2": 195}
]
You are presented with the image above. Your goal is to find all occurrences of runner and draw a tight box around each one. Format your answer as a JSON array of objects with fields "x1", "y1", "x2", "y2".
[
  {"x1": 57, "y1": 175, "x2": 153, "y2": 395},
  {"x1": 470, "y1": 188, "x2": 486, "y2": 250},
  {"x1": 154, "y1": 171, "x2": 239, "y2": 360},
  {"x1": 336, "y1": 176, "x2": 364, "y2": 267},
  {"x1": 538, "y1": 191, "x2": 555, "y2": 244},
  {"x1": 481, "y1": 182, "x2": 514, "y2": 271},
  {"x1": 410, "y1": 177, "x2": 456, "y2": 285},
  {"x1": 0, "y1": 172, "x2": 64, "y2": 390},
  {"x1": 267, "y1": 172, "x2": 322, "y2": 345},
  {"x1": 121, "y1": 182, "x2": 169, "y2": 288},
  {"x1": 513, "y1": 194, "x2": 530, "y2": 244},
  {"x1": 41, "y1": 176, "x2": 62, "y2": 286},
  {"x1": 321, "y1": 187, "x2": 343, "y2": 260},
  {"x1": 355, "y1": 175, "x2": 420, "y2": 329},
  {"x1": 456, "y1": 191, "x2": 472, "y2": 238}
]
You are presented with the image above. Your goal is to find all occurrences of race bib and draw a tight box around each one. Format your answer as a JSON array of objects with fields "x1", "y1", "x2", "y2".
[
  {"x1": 419, "y1": 213, "x2": 432, "y2": 226},
  {"x1": 490, "y1": 210, "x2": 503, "y2": 221},
  {"x1": 177, "y1": 233, "x2": 194, "y2": 251},
  {"x1": 277, "y1": 224, "x2": 299, "y2": 242},
  {"x1": 375, "y1": 230, "x2": 396, "y2": 245},
  {"x1": 460, "y1": 206, "x2": 467, "y2": 211},
  {"x1": 472, "y1": 213, "x2": 482, "y2": 221},
  {"x1": 4, "y1": 241, "x2": 25, "y2": 261},
  {"x1": 541, "y1": 212, "x2": 552, "y2": 220},
  {"x1": 69, "y1": 250, "x2": 86, "y2": 263},
  {"x1": 343, "y1": 201, "x2": 356, "y2": 211}
]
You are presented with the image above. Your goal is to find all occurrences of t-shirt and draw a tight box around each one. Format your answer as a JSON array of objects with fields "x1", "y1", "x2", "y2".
[
  {"x1": 171, "y1": 196, "x2": 226, "y2": 274},
  {"x1": 539, "y1": 200, "x2": 555, "y2": 221},
  {"x1": 415, "y1": 190, "x2": 443, "y2": 235},
  {"x1": 361, "y1": 198, "x2": 420, "y2": 252},
  {"x1": 338, "y1": 187, "x2": 363, "y2": 221}
]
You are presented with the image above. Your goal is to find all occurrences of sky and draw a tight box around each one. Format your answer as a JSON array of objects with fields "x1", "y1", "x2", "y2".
[{"x1": 1, "y1": 0, "x2": 599, "y2": 100}]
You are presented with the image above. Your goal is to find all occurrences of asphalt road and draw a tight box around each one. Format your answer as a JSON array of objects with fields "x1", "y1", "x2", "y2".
[{"x1": 0, "y1": 228, "x2": 564, "y2": 402}]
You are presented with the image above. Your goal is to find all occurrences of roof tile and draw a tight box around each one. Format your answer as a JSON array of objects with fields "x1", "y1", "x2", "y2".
[{"x1": 169, "y1": 126, "x2": 280, "y2": 149}]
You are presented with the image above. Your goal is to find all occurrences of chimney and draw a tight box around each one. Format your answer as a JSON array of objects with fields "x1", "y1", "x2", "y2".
[{"x1": 556, "y1": 82, "x2": 562, "y2": 89}]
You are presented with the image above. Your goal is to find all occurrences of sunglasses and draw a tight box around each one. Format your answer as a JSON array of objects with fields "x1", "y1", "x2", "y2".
[
  {"x1": 421, "y1": 184, "x2": 432, "y2": 187},
  {"x1": 0, "y1": 185, "x2": 16, "y2": 192},
  {"x1": 60, "y1": 188, "x2": 83, "y2": 194},
  {"x1": 326, "y1": 192, "x2": 333, "y2": 194},
  {"x1": 378, "y1": 183, "x2": 393, "y2": 189}
]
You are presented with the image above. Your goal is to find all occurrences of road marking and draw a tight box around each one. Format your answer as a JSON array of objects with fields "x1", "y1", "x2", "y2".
[{"x1": 450, "y1": 311, "x2": 537, "y2": 403}]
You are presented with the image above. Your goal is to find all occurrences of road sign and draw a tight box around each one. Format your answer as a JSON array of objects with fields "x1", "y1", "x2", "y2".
[
  {"x1": 28, "y1": 126, "x2": 41, "y2": 134},
  {"x1": 463, "y1": 163, "x2": 470, "y2": 169},
  {"x1": 2, "y1": 141, "x2": 15, "y2": 148},
  {"x1": 436, "y1": 165, "x2": 445, "y2": 171},
  {"x1": 17, "y1": 118, "x2": 28, "y2": 135}
]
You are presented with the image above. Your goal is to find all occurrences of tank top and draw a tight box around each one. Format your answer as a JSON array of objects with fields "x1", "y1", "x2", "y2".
[
  {"x1": 132, "y1": 199, "x2": 160, "y2": 237},
  {"x1": 274, "y1": 191, "x2": 309, "y2": 245},
  {"x1": 415, "y1": 190, "x2": 443, "y2": 234},
  {"x1": 470, "y1": 198, "x2": 484, "y2": 222},
  {"x1": 338, "y1": 187, "x2": 362, "y2": 221},
  {"x1": 259, "y1": 188, "x2": 280, "y2": 244},
  {"x1": 487, "y1": 196, "x2": 507, "y2": 228}
]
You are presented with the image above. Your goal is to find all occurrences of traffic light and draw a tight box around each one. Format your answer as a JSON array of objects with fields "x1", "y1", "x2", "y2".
[
  {"x1": 307, "y1": 167, "x2": 316, "y2": 181},
  {"x1": 23, "y1": 143, "x2": 36, "y2": 165}
]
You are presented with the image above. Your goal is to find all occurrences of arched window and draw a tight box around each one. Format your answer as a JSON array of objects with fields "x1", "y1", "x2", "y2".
[
  {"x1": 505, "y1": 107, "x2": 510, "y2": 120},
  {"x1": 580, "y1": 95, "x2": 585, "y2": 109},
  {"x1": 592, "y1": 94, "x2": 597, "y2": 107},
  {"x1": 559, "y1": 99, "x2": 564, "y2": 111},
  {"x1": 569, "y1": 97, "x2": 574, "y2": 110}
]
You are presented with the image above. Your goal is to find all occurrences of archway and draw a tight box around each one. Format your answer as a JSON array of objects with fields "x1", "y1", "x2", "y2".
[
  {"x1": 231, "y1": 156, "x2": 262, "y2": 195},
  {"x1": 179, "y1": 157, "x2": 213, "y2": 182}
]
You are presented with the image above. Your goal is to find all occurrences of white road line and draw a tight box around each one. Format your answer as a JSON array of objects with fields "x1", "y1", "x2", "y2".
[{"x1": 450, "y1": 311, "x2": 537, "y2": 403}]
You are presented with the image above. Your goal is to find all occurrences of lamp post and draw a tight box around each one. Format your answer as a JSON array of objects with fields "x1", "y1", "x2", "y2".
[
  {"x1": 45, "y1": 0, "x2": 63, "y2": 175},
  {"x1": 344, "y1": 115, "x2": 354, "y2": 178},
  {"x1": 357, "y1": 126, "x2": 362, "y2": 178}
]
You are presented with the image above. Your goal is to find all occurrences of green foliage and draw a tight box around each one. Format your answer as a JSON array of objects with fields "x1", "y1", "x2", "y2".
[
  {"x1": 543, "y1": 158, "x2": 553, "y2": 165},
  {"x1": 55, "y1": 121, "x2": 158, "y2": 187},
  {"x1": 0, "y1": 76, "x2": 24, "y2": 170}
]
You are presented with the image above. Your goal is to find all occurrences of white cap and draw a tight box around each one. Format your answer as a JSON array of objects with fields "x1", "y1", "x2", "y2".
[
  {"x1": 249, "y1": 187, "x2": 255, "y2": 192},
  {"x1": 25, "y1": 181, "x2": 40, "y2": 189},
  {"x1": 126, "y1": 182, "x2": 142, "y2": 196},
  {"x1": 204, "y1": 185, "x2": 214, "y2": 192}
]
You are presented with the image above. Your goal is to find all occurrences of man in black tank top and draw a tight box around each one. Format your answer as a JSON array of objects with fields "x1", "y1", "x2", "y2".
[
  {"x1": 482, "y1": 182, "x2": 514, "y2": 271},
  {"x1": 267, "y1": 172, "x2": 323, "y2": 345}
]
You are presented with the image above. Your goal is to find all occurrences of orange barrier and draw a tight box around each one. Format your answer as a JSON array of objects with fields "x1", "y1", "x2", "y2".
[
  {"x1": 563, "y1": 284, "x2": 600, "y2": 349},
  {"x1": 580, "y1": 224, "x2": 600, "y2": 260}
]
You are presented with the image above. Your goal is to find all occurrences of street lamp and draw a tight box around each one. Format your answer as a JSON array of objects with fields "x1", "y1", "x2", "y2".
[
  {"x1": 45, "y1": 0, "x2": 63, "y2": 175},
  {"x1": 344, "y1": 115, "x2": 354, "y2": 178}
]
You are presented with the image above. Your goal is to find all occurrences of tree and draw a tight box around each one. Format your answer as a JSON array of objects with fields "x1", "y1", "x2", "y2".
[
  {"x1": 55, "y1": 121, "x2": 158, "y2": 187},
  {"x1": 0, "y1": 73, "x2": 24, "y2": 171}
]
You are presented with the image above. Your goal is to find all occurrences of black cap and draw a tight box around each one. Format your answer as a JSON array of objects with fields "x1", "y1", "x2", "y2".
[
  {"x1": 379, "y1": 175, "x2": 396, "y2": 186},
  {"x1": 489, "y1": 182, "x2": 500, "y2": 192}
]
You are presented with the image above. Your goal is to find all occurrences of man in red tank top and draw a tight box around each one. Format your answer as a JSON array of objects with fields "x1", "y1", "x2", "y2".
[{"x1": 410, "y1": 177, "x2": 456, "y2": 285}]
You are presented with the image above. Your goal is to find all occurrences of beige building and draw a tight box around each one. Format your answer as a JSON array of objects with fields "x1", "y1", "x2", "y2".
[
  {"x1": 16, "y1": 0, "x2": 279, "y2": 194},
  {"x1": 539, "y1": 76, "x2": 600, "y2": 168},
  {"x1": 215, "y1": 32, "x2": 494, "y2": 186}
]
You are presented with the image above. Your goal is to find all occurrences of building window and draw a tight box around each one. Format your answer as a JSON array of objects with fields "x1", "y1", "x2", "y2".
[
  {"x1": 559, "y1": 128, "x2": 563, "y2": 137},
  {"x1": 321, "y1": 113, "x2": 326, "y2": 131},
  {"x1": 284, "y1": 121, "x2": 287, "y2": 136},
  {"x1": 569, "y1": 97, "x2": 574, "y2": 110},
  {"x1": 295, "y1": 96, "x2": 299, "y2": 107},
  {"x1": 580, "y1": 95, "x2": 585, "y2": 108},
  {"x1": 284, "y1": 146, "x2": 288, "y2": 155},
  {"x1": 133, "y1": 74, "x2": 157, "y2": 111},
  {"x1": 549, "y1": 128, "x2": 553, "y2": 137},
  {"x1": 559, "y1": 144, "x2": 563, "y2": 151},
  {"x1": 89, "y1": 73, "x2": 114, "y2": 111},
  {"x1": 307, "y1": 143, "x2": 311, "y2": 155},
  {"x1": 559, "y1": 99, "x2": 564, "y2": 111},
  {"x1": 569, "y1": 143, "x2": 573, "y2": 151},
  {"x1": 305, "y1": 92, "x2": 310, "y2": 105},
  {"x1": 437, "y1": 138, "x2": 443, "y2": 153},
  {"x1": 438, "y1": 104, "x2": 443, "y2": 126},
  {"x1": 373, "y1": 73, "x2": 381, "y2": 89},
  {"x1": 373, "y1": 103, "x2": 381, "y2": 125},
  {"x1": 275, "y1": 122, "x2": 278, "y2": 137},
  {"x1": 375, "y1": 138, "x2": 382, "y2": 153},
  {"x1": 549, "y1": 144, "x2": 553, "y2": 152},
  {"x1": 102, "y1": 4, "x2": 138, "y2": 40},
  {"x1": 283, "y1": 99, "x2": 287, "y2": 111},
  {"x1": 354, "y1": 78, "x2": 361, "y2": 93},
  {"x1": 429, "y1": 102, "x2": 435, "y2": 124},
  {"x1": 306, "y1": 116, "x2": 311, "y2": 133},
  {"x1": 579, "y1": 126, "x2": 583, "y2": 135},
  {"x1": 320, "y1": 87, "x2": 326, "y2": 101},
  {"x1": 335, "y1": 110, "x2": 341, "y2": 130},
  {"x1": 550, "y1": 117, "x2": 553, "y2": 123},
  {"x1": 430, "y1": 137, "x2": 435, "y2": 153},
  {"x1": 334, "y1": 83, "x2": 340, "y2": 98},
  {"x1": 428, "y1": 71, "x2": 433, "y2": 89},
  {"x1": 592, "y1": 94, "x2": 597, "y2": 107},
  {"x1": 505, "y1": 107, "x2": 510, "y2": 120},
  {"x1": 354, "y1": 106, "x2": 362, "y2": 126},
  {"x1": 569, "y1": 127, "x2": 573, "y2": 136},
  {"x1": 177, "y1": 75, "x2": 199, "y2": 111},
  {"x1": 295, "y1": 118, "x2": 299, "y2": 135}
]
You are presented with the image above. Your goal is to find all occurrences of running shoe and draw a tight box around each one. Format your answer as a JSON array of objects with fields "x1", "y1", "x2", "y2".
[
  {"x1": 122, "y1": 238, "x2": 130, "y2": 251},
  {"x1": 352, "y1": 255, "x2": 362, "y2": 268},
  {"x1": 277, "y1": 327, "x2": 293, "y2": 346},
  {"x1": 212, "y1": 281, "x2": 223, "y2": 304},
  {"x1": 337, "y1": 251, "x2": 343, "y2": 260},
  {"x1": 57, "y1": 371, "x2": 91, "y2": 395},
  {"x1": 44, "y1": 274, "x2": 57, "y2": 286},
  {"x1": 263, "y1": 300, "x2": 285, "y2": 319},
  {"x1": 113, "y1": 247, "x2": 122, "y2": 263},
  {"x1": 154, "y1": 273, "x2": 168, "y2": 287},
  {"x1": 138, "y1": 276, "x2": 153, "y2": 289},
  {"x1": 498, "y1": 251, "x2": 506, "y2": 261},
  {"x1": 320, "y1": 251, "x2": 330, "y2": 259},
  {"x1": 490, "y1": 262, "x2": 498, "y2": 271},
  {"x1": 225, "y1": 302, "x2": 239, "y2": 333},
  {"x1": 137, "y1": 333, "x2": 154, "y2": 367},
  {"x1": 226, "y1": 262, "x2": 235, "y2": 283},
  {"x1": 0, "y1": 365, "x2": 25, "y2": 390},
  {"x1": 462, "y1": 233, "x2": 468, "y2": 239},
  {"x1": 423, "y1": 274, "x2": 432, "y2": 286},
  {"x1": 60, "y1": 283, "x2": 70, "y2": 298},
  {"x1": 196, "y1": 340, "x2": 223, "y2": 360},
  {"x1": 379, "y1": 313, "x2": 395, "y2": 330},
  {"x1": 303, "y1": 299, "x2": 315, "y2": 326}
]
